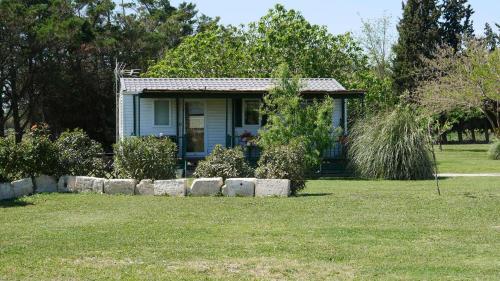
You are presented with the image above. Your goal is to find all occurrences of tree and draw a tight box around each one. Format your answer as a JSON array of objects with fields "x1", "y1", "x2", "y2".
[
  {"x1": 356, "y1": 13, "x2": 397, "y2": 113},
  {"x1": 439, "y1": 0, "x2": 474, "y2": 51},
  {"x1": 417, "y1": 41, "x2": 500, "y2": 138},
  {"x1": 392, "y1": 0, "x2": 441, "y2": 96},
  {"x1": 483, "y1": 23, "x2": 499, "y2": 51},
  {"x1": 146, "y1": 26, "x2": 251, "y2": 77},
  {"x1": 147, "y1": 4, "x2": 369, "y2": 87},
  {"x1": 257, "y1": 65, "x2": 337, "y2": 169},
  {"x1": 359, "y1": 13, "x2": 395, "y2": 80},
  {"x1": 148, "y1": 4, "x2": 396, "y2": 124},
  {"x1": 0, "y1": 0, "x2": 208, "y2": 145}
]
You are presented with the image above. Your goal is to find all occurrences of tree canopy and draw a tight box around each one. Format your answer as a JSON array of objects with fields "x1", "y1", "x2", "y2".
[
  {"x1": 146, "y1": 5, "x2": 369, "y2": 88},
  {"x1": 0, "y1": 0, "x2": 214, "y2": 144},
  {"x1": 417, "y1": 41, "x2": 500, "y2": 138}
]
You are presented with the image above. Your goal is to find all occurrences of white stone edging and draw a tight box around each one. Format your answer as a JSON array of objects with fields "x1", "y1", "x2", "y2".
[{"x1": 1, "y1": 177, "x2": 291, "y2": 201}]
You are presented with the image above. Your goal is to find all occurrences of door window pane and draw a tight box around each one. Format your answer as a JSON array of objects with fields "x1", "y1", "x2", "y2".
[
  {"x1": 154, "y1": 100, "x2": 170, "y2": 126},
  {"x1": 185, "y1": 101, "x2": 205, "y2": 153},
  {"x1": 244, "y1": 100, "x2": 260, "y2": 125}
]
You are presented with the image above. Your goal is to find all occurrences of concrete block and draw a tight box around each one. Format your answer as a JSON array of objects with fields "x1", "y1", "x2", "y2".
[
  {"x1": 154, "y1": 179, "x2": 187, "y2": 197},
  {"x1": 11, "y1": 178, "x2": 33, "y2": 197},
  {"x1": 189, "y1": 177, "x2": 223, "y2": 196},
  {"x1": 255, "y1": 179, "x2": 291, "y2": 197},
  {"x1": 104, "y1": 179, "x2": 136, "y2": 195},
  {"x1": 223, "y1": 178, "x2": 255, "y2": 197},
  {"x1": 135, "y1": 179, "x2": 154, "y2": 195}
]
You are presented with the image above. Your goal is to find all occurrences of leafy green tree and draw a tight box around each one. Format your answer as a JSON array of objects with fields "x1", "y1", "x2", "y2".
[
  {"x1": 257, "y1": 65, "x2": 337, "y2": 169},
  {"x1": 147, "y1": 4, "x2": 393, "y2": 121},
  {"x1": 392, "y1": 0, "x2": 441, "y2": 96},
  {"x1": 358, "y1": 13, "x2": 395, "y2": 80},
  {"x1": 147, "y1": 26, "x2": 251, "y2": 77},
  {"x1": 417, "y1": 41, "x2": 500, "y2": 138},
  {"x1": 147, "y1": 4, "x2": 369, "y2": 86}
]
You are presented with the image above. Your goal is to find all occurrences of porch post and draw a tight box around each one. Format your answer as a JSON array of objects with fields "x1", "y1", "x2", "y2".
[
  {"x1": 343, "y1": 98, "x2": 348, "y2": 135},
  {"x1": 225, "y1": 97, "x2": 229, "y2": 147},
  {"x1": 340, "y1": 97, "x2": 345, "y2": 134},
  {"x1": 181, "y1": 98, "x2": 186, "y2": 175},
  {"x1": 176, "y1": 97, "x2": 179, "y2": 152},
  {"x1": 231, "y1": 98, "x2": 235, "y2": 147},
  {"x1": 137, "y1": 95, "x2": 141, "y2": 136},
  {"x1": 132, "y1": 95, "x2": 137, "y2": 136}
]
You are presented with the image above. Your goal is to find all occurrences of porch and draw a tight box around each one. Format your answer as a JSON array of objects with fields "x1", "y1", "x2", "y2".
[{"x1": 118, "y1": 78, "x2": 365, "y2": 176}]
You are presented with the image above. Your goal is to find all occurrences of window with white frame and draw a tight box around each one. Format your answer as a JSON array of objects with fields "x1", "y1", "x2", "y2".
[
  {"x1": 154, "y1": 100, "x2": 171, "y2": 126},
  {"x1": 243, "y1": 99, "x2": 260, "y2": 126}
]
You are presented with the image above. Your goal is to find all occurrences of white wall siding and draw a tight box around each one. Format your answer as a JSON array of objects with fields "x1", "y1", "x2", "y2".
[
  {"x1": 206, "y1": 99, "x2": 230, "y2": 154},
  {"x1": 138, "y1": 98, "x2": 177, "y2": 137},
  {"x1": 121, "y1": 94, "x2": 135, "y2": 139}
]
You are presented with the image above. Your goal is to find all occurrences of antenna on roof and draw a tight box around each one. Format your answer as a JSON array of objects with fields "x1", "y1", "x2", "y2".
[{"x1": 114, "y1": 61, "x2": 141, "y2": 143}]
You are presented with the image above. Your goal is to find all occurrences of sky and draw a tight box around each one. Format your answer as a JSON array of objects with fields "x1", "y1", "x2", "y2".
[{"x1": 171, "y1": 0, "x2": 499, "y2": 37}]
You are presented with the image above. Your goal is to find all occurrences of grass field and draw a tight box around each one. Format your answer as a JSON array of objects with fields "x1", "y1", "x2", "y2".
[
  {"x1": 435, "y1": 144, "x2": 500, "y2": 173},
  {"x1": 1, "y1": 177, "x2": 499, "y2": 280}
]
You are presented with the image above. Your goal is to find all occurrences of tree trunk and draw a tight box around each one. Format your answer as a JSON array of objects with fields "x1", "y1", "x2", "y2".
[
  {"x1": 10, "y1": 71, "x2": 22, "y2": 143},
  {"x1": 457, "y1": 130, "x2": 463, "y2": 143},
  {"x1": 441, "y1": 132, "x2": 448, "y2": 144},
  {"x1": 485, "y1": 129, "x2": 490, "y2": 143},
  {"x1": 470, "y1": 129, "x2": 476, "y2": 143},
  {"x1": 0, "y1": 94, "x2": 4, "y2": 137}
]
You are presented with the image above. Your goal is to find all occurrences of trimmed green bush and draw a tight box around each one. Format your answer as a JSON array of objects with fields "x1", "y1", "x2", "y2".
[
  {"x1": 0, "y1": 136, "x2": 21, "y2": 182},
  {"x1": 56, "y1": 129, "x2": 106, "y2": 177},
  {"x1": 18, "y1": 124, "x2": 59, "y2": 178},
  {"x1": 487, "y1": 142, "x2": 500, "y2": 160},
  {"x1": 194, "y1": 145, "x2": 253, "y2": 180},
  {"x1": 255, "y1": 141, "x2": 308, "y2": 195},
  {"x1": 114, "y1": 136, "x2": 177, "y2": 180},
  {"x1": 348, "y1": 106, "x2": 434, "y2": 180}
]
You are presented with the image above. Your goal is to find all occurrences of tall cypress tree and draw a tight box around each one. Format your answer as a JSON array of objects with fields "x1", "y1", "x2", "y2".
[
  {"x1": 440, "y1": 0, "x2": 474, "y2": 51},
  {"x1": 392, "y1": 0, "x2": 441, "y2": 96},
  {"x1": 484, "y1": 23, "x2": 499, "y2": 51}
]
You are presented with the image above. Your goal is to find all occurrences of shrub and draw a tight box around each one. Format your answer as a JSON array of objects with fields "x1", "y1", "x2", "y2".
[
  {"x1": 56, "y1": 129, "x2": 106, "y2": 176},
  {"x1": 114, "y1": 136, "x2": 177, "y2": 180},
  {"x1": 0, "y1": 136, "x2": 21, "y2": 182},
  {"x1": 348, "y1": 106, "x2": 434, "y2": 180},
  {"x1": 18, "y1": 124, "x2": 59, "y2": 178},
  {"x1": 194, "y1": 145, "x2": 253, "y2": 180},
  {"x1": 255, "y1": 141, "x2": 308, "y2": 195},
  {"x1": 487, "y1": 142, "x2": 500, "y2": 160}
]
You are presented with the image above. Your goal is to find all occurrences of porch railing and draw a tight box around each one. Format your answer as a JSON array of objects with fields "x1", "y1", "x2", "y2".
[{"x1": 226, "y1": 135, "x2": 345, "y2": 161}]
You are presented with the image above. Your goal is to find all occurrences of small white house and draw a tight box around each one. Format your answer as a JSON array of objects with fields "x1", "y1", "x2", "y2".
[{"x1": 117, "y1": 78, "x2": 364, "y2": 163}]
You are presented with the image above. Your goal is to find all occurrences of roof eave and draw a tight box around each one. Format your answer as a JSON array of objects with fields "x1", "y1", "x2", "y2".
[{"x1": 139, "y1": 88, "x2": 365, "y2": 97}]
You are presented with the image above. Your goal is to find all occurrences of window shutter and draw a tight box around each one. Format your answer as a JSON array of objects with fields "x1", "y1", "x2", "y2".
[{"x1": 234, "y1": 99, "x2": 242, "y2": 127}]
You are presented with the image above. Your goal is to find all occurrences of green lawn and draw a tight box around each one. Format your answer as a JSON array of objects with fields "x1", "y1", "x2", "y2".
[
  {"x1": 435, "y1": 144, "x2": 500, "y2": 173},
  {"x1": 1, "y1": 178, "x2": 499, "y2": 280}
]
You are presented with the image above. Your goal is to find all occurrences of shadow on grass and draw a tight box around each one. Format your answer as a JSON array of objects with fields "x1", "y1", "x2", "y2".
[
  {"x1": 312, "y1": 177, "x2": 367, "y2": 181},
  {"x1": 296, "y1": 193, "x2": 333, "y2": 197},
  {"x1": 0, "y1": 199, "x2": 34, "y2": 208},
  {"x1": 463, "y1": 192, "x2": 478, "y2": 199},
  {"x1": 444, "y1": 148, "x2": 487, "y2": 153}
]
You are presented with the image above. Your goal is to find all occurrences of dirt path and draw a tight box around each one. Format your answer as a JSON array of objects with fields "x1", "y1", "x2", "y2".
[{"x1": 438, "y1": 173, "x2": 500, "y2": 177}]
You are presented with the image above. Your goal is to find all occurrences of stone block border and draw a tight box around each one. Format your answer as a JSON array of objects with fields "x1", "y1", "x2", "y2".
[{"x1": 0, "y1": 176, "x2": 291, "y2": 201}]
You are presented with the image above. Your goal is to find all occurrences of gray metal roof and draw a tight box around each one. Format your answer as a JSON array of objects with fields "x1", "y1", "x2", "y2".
[{"x1": 120, "y1": 78, "x2": 347, "y2": 93}]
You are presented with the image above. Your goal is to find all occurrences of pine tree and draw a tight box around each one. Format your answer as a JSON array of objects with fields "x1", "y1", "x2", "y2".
[
  {"x1": 440, "y1": 0, "x2": 474, "y2": 51},
  {"x1": 484, "y1": 23, "x2": 499, "y2": 51},
  {"x1": 392, "y1": 0, "x2": 441, "y2": 96}
]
